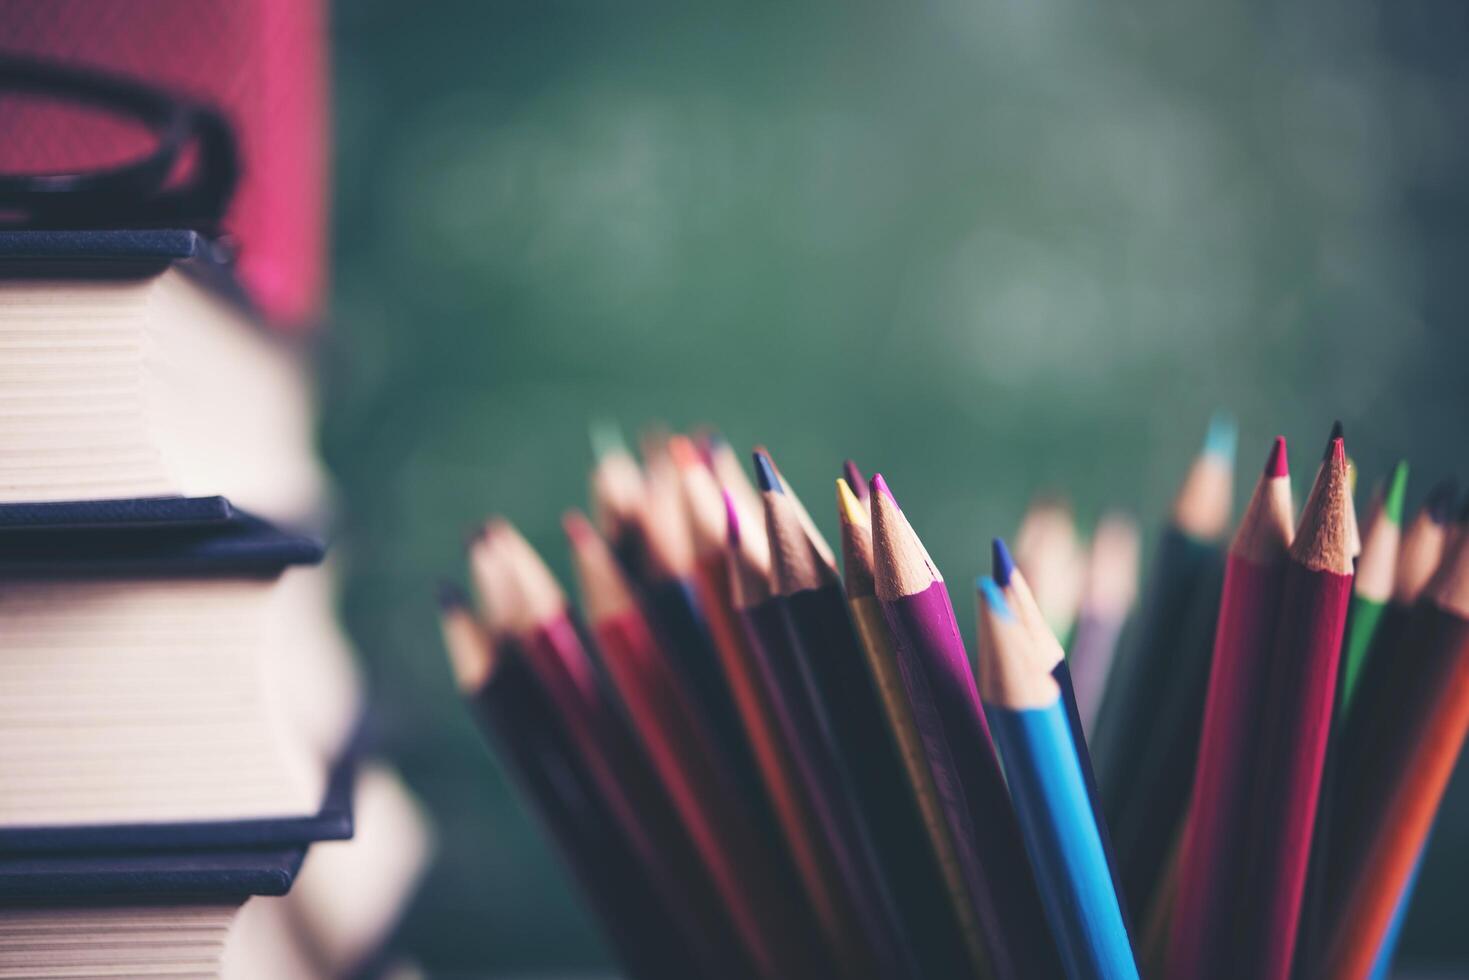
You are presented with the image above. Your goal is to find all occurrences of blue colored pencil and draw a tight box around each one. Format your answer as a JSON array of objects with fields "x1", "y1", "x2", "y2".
[{"x1": 976, "y1": 577, "x2": 1139, "y2": 980}]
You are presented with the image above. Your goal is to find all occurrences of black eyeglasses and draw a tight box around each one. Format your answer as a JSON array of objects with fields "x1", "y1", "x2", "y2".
[{"x1": 0, "y1": 56, "x2": 239, "y2": 232}]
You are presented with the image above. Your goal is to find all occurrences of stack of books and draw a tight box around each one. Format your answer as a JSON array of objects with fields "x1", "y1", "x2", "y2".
[{"x1": 0, "y1": 229, "x2": 429, "y2": 978}]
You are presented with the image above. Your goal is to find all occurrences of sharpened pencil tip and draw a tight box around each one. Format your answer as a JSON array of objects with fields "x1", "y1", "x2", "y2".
[
  {"x1": 1329, "y1": 436, "x2": 1346, "y2": 467},
  {"x1": 561, "y1": 509, "x2": 596, "y2": 545},
  {"x1": 977, "y1": 576, "x2": 1014, "y2": 619},
  {"x1": 870, "y1": 473, "x2": 894, "y2": 504},
  {"x1": 752, "y1": 450, "x2": 783, "y2": 494},
  {"x1": 843, "y1": 461, "x2": 868, "y2": 501},
  {"x1": 1203, "y1": 412, "x2": 1237, "y2": 463},
  {"x1": 1265, "y1": 436, "x2": 1289, "y2": 479},
  {"x1": 992, "y1": 537, "x2": 1017, "y2": 587},
  {"x1": 722, "y1": 488, "x2": 742, "y2": 546},
  {"x1": 588, "y1": 418, "x2": 629, "y2": 462},
  {"x1": 1383, "y1": 461, "x2": 1410, "y2": 527},
  {"x1": 437, "y1": 580, "x2": 469, "y2": 611},
  {"x1": 836, "y1": 479, "x2": 866, "y2": 526}
]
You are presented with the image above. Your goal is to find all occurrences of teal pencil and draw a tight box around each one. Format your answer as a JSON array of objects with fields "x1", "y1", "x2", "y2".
[{"x1": 977, "y1": 577, "x2": 1139, "y2": 980}]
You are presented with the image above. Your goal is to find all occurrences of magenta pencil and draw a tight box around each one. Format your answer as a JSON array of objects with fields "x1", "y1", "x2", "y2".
[
  {"x1": 871, "y1": 474, "x2": 1064, "y2": 980},
  {"x1": 1168, "y1": 437, "x2": 1295, "y2": 980}
]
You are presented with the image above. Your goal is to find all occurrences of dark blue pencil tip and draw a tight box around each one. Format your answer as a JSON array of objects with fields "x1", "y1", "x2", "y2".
[
  {"x1": 752, "y1": 451, "x2": 783, "y2": 494},
  {"x1": 992, "y1": 538, "x2": 1017, "y2": 587},
  {"x1": 977, "y1": 576, "x2": 1014, "y2": 620}
]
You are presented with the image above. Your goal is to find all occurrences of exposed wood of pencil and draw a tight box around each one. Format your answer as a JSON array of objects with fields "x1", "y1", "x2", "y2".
[
  {"x1": 995, "y1": 539, "x2": 1129, "y2": 941},
  {"x1": 1170, "y1": 428, "x2": 1235, "y2": 542},
  {"x1": 726, "y1": 491, "x2": 898, "y2": 980},
  {"x1": 673, "y1": 449, "x2": 865, "y2": 975},
  {"x1": 1323, "y1": 531, "x2": 1469, "y2": 977},
  {"x1": 838, "y1": 479, "x2": 991, "y2": 976},
  {"x1": 441, "y1": 598, "x2": 703, "y2": 980},
  {"x1": 871, "y1": 479, "x2": 1064, "y2": 980},
  {"x1": 1092, "y1": 422, "x2": 1233, "y2": 843},
  {"x1": 756, "y1": 445, "x2": 837, "y2": 569},
  {"x1": 1233, "y1": 435, "x2": 1353, "y2": 980},
  {"x1": 1015, "y1": 496, "x2": 1085, "y2": 635},
  {"x1": 976, "y1": 580, "x2": 1139, "y2": 980},
  {"x1": 764, "y1": 462, "x2": 964, "y2": 978},
  {"x1": 1395, "y1": 480, "x2": 1456, "y2": 604},
  {"x1": 564, "y1": 510, "x2": 828, "y2": 980},
  {"x1": 1168, "y1": 436, "x2": 1294, "y2": 980}
]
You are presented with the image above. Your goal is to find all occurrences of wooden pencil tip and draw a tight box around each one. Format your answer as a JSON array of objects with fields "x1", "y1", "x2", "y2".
[
  {"x1": 723, "y1": 488, "x2": 742, "y2": 546},
  {"x1": 1383, "y1": 460, "x2": 1410, "y2": 527},
  {"x1": 1325, "y1": 420, "x2": 1344, "y2": 457},
  {"x1": 753, "y1": 450, "x2": 783, "y2": 494},
  {"x1": 836, "y1": 478, "x2": 867, "y2": 527},
  {"x1": 1427, "y1": 478, "x2": 1459, "y2": 524},
  {"x1": 992, "y1": 537, "x2": 1017, "y2": 587},
  {"x1": 1265, "y1": 436, "x2": 1289, "y2": 478},
  {"x1": 870, "y1": 472, "x2": 894, "y2": 504},
  {"x1": 588, "y1": 418, "x2": 630, "y2": 462},
  {"x1": 1203, "y1": 411, "x2": 1237, "y2": 463},
  {"x1": 977, "y1": 576, "x2": 1016, "y2": 620},
  {"x1": 843, "y1": 460, "x2": 868, "y2": 501},
  {"x1": 561, "y1": 509, "x2": 596, "y2": 546},
  {"x1": 1329, "y1": 436, "x2": 1346, "y2": 467},
  {"x1": 667, "y1": 434, "x2": 701, "y2": 470}
]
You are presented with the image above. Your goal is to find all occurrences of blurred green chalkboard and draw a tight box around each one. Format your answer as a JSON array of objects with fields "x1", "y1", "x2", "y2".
[{"x1": 324, "y1": 0, "x2": 1469, "y2": 973}]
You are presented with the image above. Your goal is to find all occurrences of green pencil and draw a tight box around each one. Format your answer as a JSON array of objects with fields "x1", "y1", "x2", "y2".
[{"x1": 1339, "y1": 461, "x2": 1408, "y2": 715}]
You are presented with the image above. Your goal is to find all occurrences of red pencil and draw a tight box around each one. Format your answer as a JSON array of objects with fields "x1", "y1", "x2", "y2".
[
  {"x1": 1168, "y1": 436, "x2": 1295, "y2": 980},
  {"x1": 1322, "y1": 529, "x2": 1469, "y2": 976},
  {"x1": 1234, "y1": 433, "x2": 1353, "y2": 980},
  {"x1": 470, "y1": 521, "x2": 735, "y2": 978},
  {"x1": 563, "y1": 510, "x2": 830, "y2": 980},
  {"x1": 667, "y1": 437, "x2": 860, "y2": 972}
]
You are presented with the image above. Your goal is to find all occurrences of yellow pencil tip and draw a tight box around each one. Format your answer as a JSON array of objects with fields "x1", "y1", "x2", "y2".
[{"x1": 836, "y1": 478, "x2": 867, "y2": 526}]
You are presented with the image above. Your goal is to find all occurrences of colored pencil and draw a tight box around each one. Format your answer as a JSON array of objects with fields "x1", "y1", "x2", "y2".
[
  {"x1": 976, "y1": 577, "x2": 1139, "y2": 980},
  {"x1": 1092, "y1": 413, "x2": 1234, "y2": 832},
  {"x1": 476, "y1": 523, "x2": 750, "y2": 977},
  {"x1": 1290, "y1": 459, "x2": 1410, "y2": 976},
  {"x1": 1069, "y1": 513, "x2": 1141, "y2": 734},
  {"x1": 1234, "y1": 431, "x2": 1353, "y2": 980},
  {"x1": 588, "y1": 421, "x2": 649, "y2": 575},
  {"x1": 1094, "y1": 414, "x2": 1234, "y2": 916},
  {"x1": 630, "y1": 442, "x2": 777, "y2": 848},
  {"x1": 870, "y1": 472, "x2": 1065, "y2": 980},
  {"x1": 1322, "y1": 528, "x2": 1469, "y2": 977},
  {"x1": 1340, "y1": 461, "x2": 1410, "y2": 711},
  {"x1": 1015, "y1": 496, "x2": 1086, "y2": 639},
  {"x1": 725, "y1": 487, "x2": 903, "y2": 980},
  {"x1": 670, "y1": 438, "x2": 865, "y2": 974},
  {"x1": 1167, "y1": 435, "x2": 1295, "y2": 980},
  {"x1": 992, "y1": 536, "x2": 1128, "y2": 942},
  {"x1": 439, "y1": 592, "x2": 700, "y2": 980},
  {"x1": 759, "y1": 450, "x2": 962, "y2": 979},
  {"x1": 836, "y1": 476, "x2": 991, "y2": 976},
  {"x1": 563, "y1": 510, "x2": 830, "y2": 980}
]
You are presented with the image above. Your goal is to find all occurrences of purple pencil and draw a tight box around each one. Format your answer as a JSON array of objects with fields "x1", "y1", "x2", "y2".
[{"x1": 871, "y1": 474, "x2": 1064, "y2": 980}]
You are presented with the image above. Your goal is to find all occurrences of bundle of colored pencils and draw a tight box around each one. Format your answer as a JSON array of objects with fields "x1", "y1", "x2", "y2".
[{"x1": 437, "y1": 419, "x2": 1469, "y2": 980}]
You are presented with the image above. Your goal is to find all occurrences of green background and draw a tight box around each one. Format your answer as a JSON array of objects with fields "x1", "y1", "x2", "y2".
[{"x1": 323, "y1": 0, "x2": 1469, "y2": 973}]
